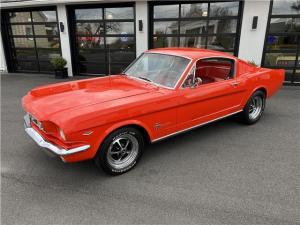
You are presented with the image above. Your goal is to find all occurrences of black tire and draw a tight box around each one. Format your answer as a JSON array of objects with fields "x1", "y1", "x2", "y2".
[
  {"x1": 94, "y1": 127, "x2": 144, "y2": 175},
  {"x1": 239, "y1": 90, "x2": 266, "y2": 125}
]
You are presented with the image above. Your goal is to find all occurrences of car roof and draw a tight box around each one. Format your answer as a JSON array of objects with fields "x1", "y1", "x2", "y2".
[{"x1": 146, "y1": 48, "x2": 236, "y2": 61}]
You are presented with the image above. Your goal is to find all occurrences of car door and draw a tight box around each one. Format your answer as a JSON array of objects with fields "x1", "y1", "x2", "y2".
[{"x1": 177, "y1": 57, "x2": 245, "y2": 131}]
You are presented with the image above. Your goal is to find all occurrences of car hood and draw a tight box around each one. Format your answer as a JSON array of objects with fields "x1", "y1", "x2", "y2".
[{"x1": 22, "y1": 75, "x2": 159, "y2": 120}]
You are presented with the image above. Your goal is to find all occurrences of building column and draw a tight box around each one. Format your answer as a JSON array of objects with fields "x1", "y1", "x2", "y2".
[
  {"x1": 238, "y1": 0, "x2": 271, "y2": 66},
  {"x1": 57, "y1": 4, "x2": 73, "y2": 76},
  {"x1": 135, "y1": 1, "x2": 149, "y2": 56},
  {"x1": 0, "y1": 32, "x2": 7, "y2": 73}
]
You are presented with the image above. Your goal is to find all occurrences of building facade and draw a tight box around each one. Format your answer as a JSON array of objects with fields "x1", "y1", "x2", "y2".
[{"x1": 0, "y1": 0, "x2": 299, "y2": 84}]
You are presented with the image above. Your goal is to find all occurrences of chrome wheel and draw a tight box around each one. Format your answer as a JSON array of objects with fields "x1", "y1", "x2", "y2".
[
  {"x1": 249, "y1": 96, "x2": 263, "y2": 120},
  {"x1": 107, "y1": 133, "x2": 139, "y2": 170}
]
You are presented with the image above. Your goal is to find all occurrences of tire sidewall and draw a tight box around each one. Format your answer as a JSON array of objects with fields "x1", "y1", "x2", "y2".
[
  {"x1": 96, "y1": 127, "x2": 144, "y2": 175},
  {"x1": 243, "y1": 90, "x2": 266, "y2": 124}
]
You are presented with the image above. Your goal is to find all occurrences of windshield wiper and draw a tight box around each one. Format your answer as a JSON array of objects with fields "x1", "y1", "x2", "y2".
[{"x1": 138, "y1": 76, "x2": 152, "y2": 83}]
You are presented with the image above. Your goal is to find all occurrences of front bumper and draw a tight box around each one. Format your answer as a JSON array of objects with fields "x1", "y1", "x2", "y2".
[{"x1": 24, "y1": 114, "x2": 90, "y2": 156}]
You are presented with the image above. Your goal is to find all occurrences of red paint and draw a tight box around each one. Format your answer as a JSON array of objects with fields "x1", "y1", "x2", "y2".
[{"x1": 22, "y1": 48, "x2": 284, "y2": 163}]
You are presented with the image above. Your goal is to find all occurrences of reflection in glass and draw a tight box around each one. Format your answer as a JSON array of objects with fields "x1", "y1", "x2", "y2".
[
  {"x1": 207, "y1": 36, "x2": 235, "y2": 50},
  {"x1": 76, "y1": 23, "x2": 104, "y2": 36},
  {"x1": 79, "y1": 62, "x2": 107, "y2": 74},
  {"x1": 78, "y1": 49, "x2": 106, "y2": 62},
  {"x1": 272, "y1": 0, "x2": 300, "y2": 15},
  {"x1": 269, "y1": 18, "x2": 300, "y2": 33},
  {"x1": 13, "y1": 38, "x2": 35, "y2": 48},
  {"x1": 210, "y1": 2, "x2": 239, "y2": 17},
  {"x1": 180, "y1": 36, "x2": 206, "y2": 48},
  {"x1": 38, "y1": 49, "x2": 60, "y2": 60},
  {"x1": 284, "y1": 70, "x2": 294, "y2": 81},
  {"x1": 11, "y1": 25, "x2": 33, "y2": 36},
  {"x1": 110, "y1": 50, "x2": 135, "y2": 62},
  {"x1": 39, "y1": 61, "x2": 54, "y2": 72},
  {"x1": 105, "y1": 7, "x2": 134, "y2": 20},
  {"x1": 181, "y1": 3, "x2": 208, "y2": 17},
  {"x1": 294, "y1": 69, "x2": 300, "y2": 82},
  {"x1": 15, "y1": 49, "x2": 36, "y2": 60},
  {"x1": 153, "y1": 36, "x2": 178, "y2": 48},
  {"x1": 106, "y1": 22, "x2": 134, "y2": 34},
  {"x1": 9, "y1": 12, "x2": 31, "y2": 23},
  {"x1": 154, "y1": 21, "x2": 178, "y2": 35},
  {"x1": 75, "y1": 9, "x2": 103, "y2": 20},
  {"x1": 32, "y1": 11, "x2": 57, "y2": 22},
  {"x1": 106, "y1": 37, "x2": 135, "y2": 50},
  {"x1": 77, "y1": 36, "x2": 104, "y2": 49},
  {"x1": 266, "y1": 35, "x2": 298, "y2": 50},
  {"x1": 34, "y1": 24, "x2": 59, "y2": 36},
  {"x1": 264, "y1": 53, "x2": 296, "y2": 67},
  {"x1": 154, "y1": 5, "x2": 179, "y2": 18},
  {"x1": 208, "y1": 19, "x2": 237, "y2": 33},
  {"x1": 180, "y1": 21, "x2": 206, "y2": 34},
  {"x1": 35, "y1": 38, "x2": 60, "y2": 48},
  {"x1": 16, "y1": 61, "x2": 38, "y2": 71}
]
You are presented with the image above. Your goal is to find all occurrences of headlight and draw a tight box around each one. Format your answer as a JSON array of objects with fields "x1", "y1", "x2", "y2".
[{"x1": 59, "y1": 128, "x2": 66, "y2": 141}]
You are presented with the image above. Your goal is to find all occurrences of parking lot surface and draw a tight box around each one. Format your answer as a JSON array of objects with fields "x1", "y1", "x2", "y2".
[{"x1": 1, "y1": 73, "x2": 300, "y2": 225}]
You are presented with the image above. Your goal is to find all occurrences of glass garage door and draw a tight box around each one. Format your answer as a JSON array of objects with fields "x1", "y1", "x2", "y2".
[
  {"x1": 262, "y1": 0, "x2": 300, "y2": 84},
  {"x1": 149, "y1": 1, "x2": 243, "y2": 56},
  {"x1": 68, "y1": 4, "x2": 136, "y2": 75},
  {"x1": 1, "y1": 8, "x2": 61, "y2": 73}
]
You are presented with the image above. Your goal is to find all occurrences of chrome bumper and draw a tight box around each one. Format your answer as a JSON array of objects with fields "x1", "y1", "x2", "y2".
[{"x1": 24, "y1": 114, "x2": 90, "y2": 156}]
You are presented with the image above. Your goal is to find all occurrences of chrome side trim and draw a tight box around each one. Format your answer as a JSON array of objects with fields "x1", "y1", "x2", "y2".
[
  {"x1": 151, "y1": 110, "x2": 242, "y2": 143},
  {"x1": 25, "y1": 126, "x2": 90, "y2": 156}
]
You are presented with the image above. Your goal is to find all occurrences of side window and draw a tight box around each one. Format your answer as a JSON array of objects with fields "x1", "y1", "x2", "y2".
[{"x1": 195, "y1": 58, "x2": 235, "y2": 85}]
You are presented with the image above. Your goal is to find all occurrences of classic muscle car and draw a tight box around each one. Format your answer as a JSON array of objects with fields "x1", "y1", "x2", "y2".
[{"x1": 22, "y1": 48, "x2": 284, "y2": 175}]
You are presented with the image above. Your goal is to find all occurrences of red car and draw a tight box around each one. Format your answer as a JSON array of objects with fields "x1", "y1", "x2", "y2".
[{"x1": 22, "y1": 48, "x2": 284, "y2": 175}]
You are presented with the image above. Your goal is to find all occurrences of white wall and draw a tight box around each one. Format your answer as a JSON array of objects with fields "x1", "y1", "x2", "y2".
[
  {"x1": 238, "y1": 0, "x2": 271, "y2": 66},
  {"x1": 0, "y1": 32, "x2": 7, "y2": 73},
  {"x1": 135, "y1": 1, "x2": 149, "y2": 57},
  {"x1": 57, "y1": 4, "x2": 73, "y2": 76}
]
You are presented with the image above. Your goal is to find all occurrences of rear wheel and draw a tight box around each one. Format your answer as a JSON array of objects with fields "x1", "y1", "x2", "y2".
[
  {"x1": 95, "y1": 127, "x2": 144, "y2": 175},
  {"x1": 240, "y1": 90, "x2": 266, "y2": 125}
]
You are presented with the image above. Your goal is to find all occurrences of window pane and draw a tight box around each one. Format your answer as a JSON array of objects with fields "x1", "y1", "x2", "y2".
[
  {"x1": 153, "y1": 36, "x2": 178, "y2": 48},
  {"x1": 179, "y1": 36, "x2": 206, "y2": 48},
  {"x1": 35, "y1": 38, "x2": 60, "y2": 48},
  {"x1": 13, "y1": 38, "x2": 35, "y2": 48},
  {"x1": 106, "y1": 37, "x2": 135, "y2": 50},
  {"x1": 154, "y1": 5, "x2": 179, "y2": 19},
  {"x1": 77, "y1": 36, "x2": 105, "y2": 49},
  {"x1": 180, "y1": 21, "x2": 207, "y2": 34},
  {"x1": 106, "y1": 22, "x2": 134, "y2": 34},
  {"x1": 266, "y1": 35, "x2": 299, "y2": 50},
  {"x1": 181, "y1": 3, "x2": 208, "y2": 18},
  {"x1": 208, "y1": 19, "x2": 237, "y2": 33},
  {"x1": 79, "y1": 62, "x2": 106, "y2": 74},
  {"x1": 264, "y1": 53, "x2": 296, "y2": 67},
  {"x1": 11, "y1": 24, "x2": 33, "y2": 36},
  {"x1": 75, "y1": 9, "x2": 103, "y2": 20},
  {"x1": 34, "y1": 24, "x2": 58, "y2": 36},
  {"x1": 9, "y1": 12, "x2": 31, "y2": 23},
  {"x1": 110, "y1": 50, "x2": 135, "y2": 62},
  {"x1": 284, "y1": 70, "x2": 294, "y2": 81},
  {"x1": 32, "y1": 11, "x2": 57, "y2": 22},
  {"x1": 269, "y1": 18, "x2": 300, "y2": 33},
  {"x1": 207, "y1": 36, "x2": 235, "y2": 51},
  {"x1": 78, "y1": 49, "x2": 106, "y2": 62},
  {"x1": 272, "y1": 0, "x2": 300, "y2": 15},
  {"x1": 210, "y1": 2, "x2": 239, "y2": 17},
  {"x1": 76, "y1": 23, "x2": 104, "y2": 36},
  {"x1": 39, "y1": 61, "x2": 54, "y2": 72},
  {"x1": 294, "y1": 69, "x2": 300, "y2": 82},
  {"x1": 154, "y1": 21, "x2": 178, "y2": 35},
  {"x1": 16, "y1": 61, "x2": 38, "y2": 71},
  {"x1": 37, "y1": 49, "x2": 60, "y2": 60},
  {"x1": 105, "y1": 7, "x2": 134, "y2": 20},
  {"x1": 15, "y1": 49, "x2": 36, "y2": 60},
  {"x1": 111, "y1": 63, "x2": 131, "y2": 74}
]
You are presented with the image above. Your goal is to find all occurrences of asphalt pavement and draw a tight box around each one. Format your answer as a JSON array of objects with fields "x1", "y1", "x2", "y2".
[{"x1": 1, "y1": 73, "x2": 300, "y2": 225}]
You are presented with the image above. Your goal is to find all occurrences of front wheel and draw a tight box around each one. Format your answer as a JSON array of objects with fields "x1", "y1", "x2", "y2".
[
  {"x1": 95, "y1": 127, "x2": 144, "y2": 175},
  {"x1": 240, "y1": 90, "x2": 266, "y2": 125}
]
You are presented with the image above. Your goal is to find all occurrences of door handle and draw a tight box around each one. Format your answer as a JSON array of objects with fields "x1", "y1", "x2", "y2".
[{"x1": 231, "y1": 81, "x2": 240, "y2": 86}]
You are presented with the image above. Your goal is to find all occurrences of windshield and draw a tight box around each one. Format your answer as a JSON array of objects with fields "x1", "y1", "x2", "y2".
[{"x1": 124, "y1": 53, "x2": 191, "y2": 88}]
